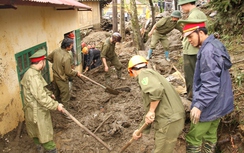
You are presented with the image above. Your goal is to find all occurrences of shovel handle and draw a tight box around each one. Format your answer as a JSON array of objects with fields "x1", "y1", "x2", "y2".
[
  {"x1": 120, "y1": 123, "x2": 148, "y2": 153},
  {"x1": 79, "y1": 74, "x2": 106, "y2": 89},
  {"x1": 62, "y1": 108, "x2": 112, "y2": 151}
]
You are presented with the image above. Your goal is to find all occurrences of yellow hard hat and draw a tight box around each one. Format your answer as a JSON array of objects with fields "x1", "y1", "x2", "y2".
[
  {"x1": 128, "y1": 55, "x2": 148, "y2": 76},
  {"x1": 82, "y1": 47, "x2": 88, "y2": 54}
]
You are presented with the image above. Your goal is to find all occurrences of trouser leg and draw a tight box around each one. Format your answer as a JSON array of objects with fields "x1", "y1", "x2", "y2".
[
  {"x1": 183, "y1": 54, "x2": 197, "y2": 100},
  {"x1": 55, "y1": 78, "x2": 70, "y2": 107},
  {"x1": 186, "y1": 119, "x2": 220, "y2": 153},
  {"x1": 154, "y1": 118, "x2": 184, "y2": 153}
]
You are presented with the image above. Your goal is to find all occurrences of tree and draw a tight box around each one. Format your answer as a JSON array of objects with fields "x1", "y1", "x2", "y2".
[
  {"x1": 120, "y1": 0, "x2": 125, "y2": 40},
  {"x1": 112, "y1": 0, "x2": 118, "y2": 32},
  {"x1": 129, "y1": 0, "x2": 145, "y2": 51}
]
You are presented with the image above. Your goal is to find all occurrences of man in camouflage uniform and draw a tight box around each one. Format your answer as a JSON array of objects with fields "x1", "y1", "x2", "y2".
[
  {"x1": 178, "y1": 0, "x2": 207, "y2": 100},
  {"x1": 21, "y1": 49, "x2": 64, "y2": 153},
  {"x1": 146, "y1": 10, "x2": 183, "y2": 61},
  {"x1": 128, "y1": 55, "x2": 185, "y2": 153},
  {"x1": 47, "y1": 38, "x2": 82, "y2": 107},
  {"x1": 101, "y1": 32, "x2": 125, "y2": 86}
]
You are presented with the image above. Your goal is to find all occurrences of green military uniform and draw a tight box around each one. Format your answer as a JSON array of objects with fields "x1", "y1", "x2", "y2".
[
  {"x1": 150, "y1": 16, "x2": 182, "y2": 50},
  {"x1": 137, "y1": 69, "x2": 185, "y2": 153},
  {"x1": 182, "y1": 7, "x2": 207, "y2": 99},
  {"x1": 46, "y1": 48, "x2": 77, "y2": 106},
  {"x1": 21, "y1": 49, "x2": 58, "y2": 151},
  {"x1": 101, "y1": 37, "x2": 123, "y2": 80}
]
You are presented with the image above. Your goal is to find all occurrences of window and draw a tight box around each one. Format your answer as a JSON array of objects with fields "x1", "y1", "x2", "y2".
[{"x1": 15, "y1": 42, "x2": 50, "y2": 105}]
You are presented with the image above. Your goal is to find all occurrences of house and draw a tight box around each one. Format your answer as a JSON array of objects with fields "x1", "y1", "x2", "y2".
[
  {"x1": 0, "y1": 0, "x2": 91, "y2": 136},
  {"x1": 78, "y1": 0, "x2": 104, "y2": 29}
]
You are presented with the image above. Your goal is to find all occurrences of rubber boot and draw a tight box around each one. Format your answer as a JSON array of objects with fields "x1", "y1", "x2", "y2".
[
  {"x1": 117, "y1": 70, "x2": 125, "y2": 80},
  {"x1": 186, "y1": 144, "x2": 201, "y2": 153},
  {"x1": 45, "y1": 148, "x2": 57, "y2": 153},
  {"x1": 164, "y1": 51, "x2": 170, "y2": 61},
  {"x1": 146, "y1": 49, "x2": 153, "y2": 60},
  {"x1": 202, "y1": 141, "x2": 216, "y2": 153},
  {"x1": 36, "y1": 144, "x2": 44, "y2": 153}
]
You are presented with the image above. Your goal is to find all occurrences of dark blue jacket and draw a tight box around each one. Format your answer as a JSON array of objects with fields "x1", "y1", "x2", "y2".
[{"x1": 192, "y1": 34, "x2": 234, "y2": 122}]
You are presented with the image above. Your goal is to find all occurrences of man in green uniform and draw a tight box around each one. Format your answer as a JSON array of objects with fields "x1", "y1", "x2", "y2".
[
  {"x1": 21, "y1": 49, "x2": 64, "y2": 153},
  {"x1": 128, "y1": 55, "x2": 185, "y2": 153},
  {"x1": 178, "y1": 0, "x2": 207, "y2": 100},
  {"x1": 101, "y1": 32, "x2": 125, "y2": 86},
  {"x1": 47, "y1": 38, "x2": 82, "y2": 107},
  {"x1": 146, "y1": 10, "x2": 182, "y2": 61}
]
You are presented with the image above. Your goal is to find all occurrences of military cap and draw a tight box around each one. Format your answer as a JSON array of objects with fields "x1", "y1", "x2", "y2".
[
  {"x1": 178, "y1": 19, "x2": 207, "y2": 37},
  {"x1": 29, "y1": 49, "x2": 46, "y2": 62},
  {"x1": 178, "y1": 0, "x2": 196, "y2": 6}
]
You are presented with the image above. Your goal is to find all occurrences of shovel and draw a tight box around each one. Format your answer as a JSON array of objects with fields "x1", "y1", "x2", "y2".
[
  {"x1": 120, "y1": 123, "x2": 148, "y2": 153},
  {"x1": 78, "y1": 74, "x2": 119, "y2": 95},
  {"x1": 62, "y1": 108, "x2": 112, "y2": 151}
]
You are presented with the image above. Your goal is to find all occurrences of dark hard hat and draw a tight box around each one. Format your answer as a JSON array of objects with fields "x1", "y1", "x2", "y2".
[{"x1": 112, "y1": 32, "x2": 122, "y2": 42}]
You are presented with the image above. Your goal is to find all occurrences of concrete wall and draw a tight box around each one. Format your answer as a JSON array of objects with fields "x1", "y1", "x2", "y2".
[
  {"x1": 79, "y1": 2, "x2": 101, "y2": 29},
  {"x1": 0, "y1": 6, "x2": 82, "y2": 136}
]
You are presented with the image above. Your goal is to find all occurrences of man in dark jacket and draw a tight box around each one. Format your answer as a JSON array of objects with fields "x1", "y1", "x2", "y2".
[
  {"x1": 84, "y1": 45, "x2": 102, "y2": 72},
  {"x1": 179, "y1": 19, "x2": 234, "y2": 152}
]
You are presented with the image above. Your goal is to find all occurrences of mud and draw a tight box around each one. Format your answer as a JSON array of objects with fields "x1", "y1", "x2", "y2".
[{"x1": 0, "y1": 30, "x2": 243, "y2": 153}]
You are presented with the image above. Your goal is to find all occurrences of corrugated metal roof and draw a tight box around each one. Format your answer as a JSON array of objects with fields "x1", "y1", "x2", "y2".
[{"x1": 0, "y1": 0, "x2": 92, "y2": 10}]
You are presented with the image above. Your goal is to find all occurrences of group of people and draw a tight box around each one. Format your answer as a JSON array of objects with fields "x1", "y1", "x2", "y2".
[
  {"x1": 20, "y1": 0, "x2": 234, "y2": 152},
  {"x1": 130, "y1": 0, "x2": 234, "y2": 153},
  {"x1": 20, "y1": 31, "x2": 126, "y2": 152}
]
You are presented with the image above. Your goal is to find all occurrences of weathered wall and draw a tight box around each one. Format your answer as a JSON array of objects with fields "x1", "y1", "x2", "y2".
[
  {"x1": 0, "y1": 6, "x2": 82, "y2": 136},
  {"x1": 78, "y1": 2, "x2": 101, "y2": 29}
]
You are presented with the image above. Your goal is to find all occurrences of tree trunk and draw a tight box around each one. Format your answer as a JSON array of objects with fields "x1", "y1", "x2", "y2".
[
  {"x1": 120, "y1": 0, "x2": 125, "y2": 41},
  {"x1": 129, "y1": 0, "x2": 144, "y2": 51},
  {"x1": 148, "y1": 0, "x2": 155, "y2": 25},
  {"x1": 112, "y1": 0, "x2": 118, "y2": 32}
]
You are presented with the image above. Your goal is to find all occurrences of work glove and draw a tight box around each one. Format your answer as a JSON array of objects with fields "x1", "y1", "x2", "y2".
[{"x1": 190, "y1": 107, "x2": 201, "y2": 124}]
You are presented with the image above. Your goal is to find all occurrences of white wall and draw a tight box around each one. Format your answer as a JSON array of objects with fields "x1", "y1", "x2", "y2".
[{"x1": 0, "y1": 5, "x2": 82, "y2": 135}]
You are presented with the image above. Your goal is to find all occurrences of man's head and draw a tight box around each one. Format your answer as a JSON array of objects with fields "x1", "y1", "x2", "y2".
[
  {"x1": 82, "y1": 42, "x2": 86, "y2": 48},
  {"x1": 128, "y1": 55, "x2": 148, "y2": 77},
  {"x1": 112, "y1": 32, "x2": 122, "y2": 43},
  {"x1": 61, "y1": 38, "x2": 74, "y2": 50},
  {"x1": 29, "y1": 49, "x2": 47, "y2": 69},
  {"x1": 178, "y1": 0, "x2": 196, "y2": 13},
  {"x1": 171, "y1": 10, "x2": 182, "y2": 21},
  {"x1": 178, "y1": 19, "x2": 208, "y2": 47}
]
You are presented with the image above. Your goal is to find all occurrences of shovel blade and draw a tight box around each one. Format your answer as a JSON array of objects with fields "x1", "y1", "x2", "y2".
[{"x1": 105, "y1": 87, "x2": 119, "y2": 95}]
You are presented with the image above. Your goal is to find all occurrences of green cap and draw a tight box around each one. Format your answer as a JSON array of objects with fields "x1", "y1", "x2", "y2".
[
  {"x1": 178, "y1": 0, "x2": 196, "y2": 6},
  {"x1": 29, "y1": 49, "x2": 46, "y2": 62},
  {"x1": 171, "y1": 10, "x2": 182, "y2": 18}
]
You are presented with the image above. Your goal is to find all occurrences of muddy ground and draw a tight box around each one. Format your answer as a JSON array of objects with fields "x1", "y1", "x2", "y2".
[{"x1": 1, "y1": 30, "x2": 243, "y2": 153}]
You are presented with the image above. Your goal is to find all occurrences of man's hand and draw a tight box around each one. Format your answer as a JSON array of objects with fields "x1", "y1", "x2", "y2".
[
  {"x1": 57, "y1": 103, "x2": 64, "y2": 112},
  {"x1": 104, "y1": 66, "x2": 109, "y2": 72},
  {"x1": 148, "y1": 31, "x2": 153, "y2": 37},
  {"x1": 51, "y1": 94, "x2": 56, "y2": 100},
  {"x1": 190, "y1": 107, "x2": 201, "y2": 124},
  {"x1": 145, "y1": 111, "x2": 155, "y2": 124},
  {"x1": 132, "y1": 129, "x2": 142, "y2": 140}
]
